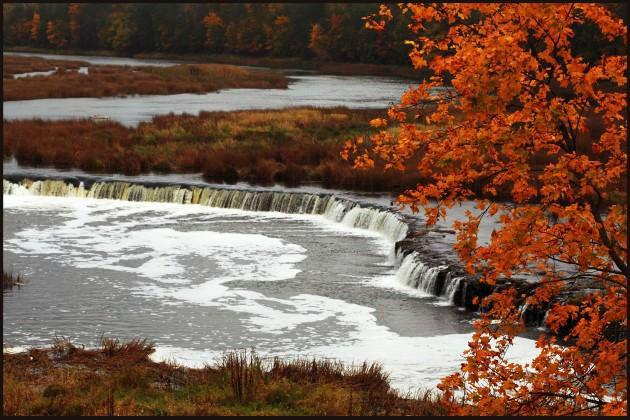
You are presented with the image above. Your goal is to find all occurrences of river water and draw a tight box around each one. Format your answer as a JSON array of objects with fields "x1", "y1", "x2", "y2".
[
  {"x1": 2, "y1": 53, "x2": 539, "y2": 392},
  {"x1": 3, "y1": 189, "x2": 538, "y2": 392},
  {"x1": 3, "y1": 52, "x2": 415, "y2": 126}
]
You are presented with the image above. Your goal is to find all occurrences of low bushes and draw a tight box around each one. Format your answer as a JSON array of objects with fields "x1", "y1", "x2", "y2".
[{"x1": 3, "y1": 108, "x2": 424, "y2": 192}]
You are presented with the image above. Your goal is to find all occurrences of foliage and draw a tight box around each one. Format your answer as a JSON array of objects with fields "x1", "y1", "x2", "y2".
[
  {"x1": 67, "y1": 3, "x2": 80, "y2": 47},
  {"x1": 30, "y1": 11, "x2": 40, "y2": 41},
  {"x1": 3, "y1": 3, "x2": 419, "y2": 65},
  {"x1": 202, "y1": 11, "x2": 224, "y2": 52},
  {"x1": 344, "y1": 3, "x2": 627, "y2": 416}
]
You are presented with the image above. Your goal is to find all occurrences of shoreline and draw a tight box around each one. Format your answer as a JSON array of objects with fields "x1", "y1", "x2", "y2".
[
  {"x1": 2, "y1": 46, "x2": 426, "y2": 80},
  {"x1": 2, "y1": 339, "x2": 447, "y2": 415},
  {"x1": 3, "y1": 54, "x2": 289, "y2": 101}
]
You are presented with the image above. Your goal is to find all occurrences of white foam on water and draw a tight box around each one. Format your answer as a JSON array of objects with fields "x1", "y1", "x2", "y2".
[
  {"x1": 3, "y1": 193, "x2": 540, "y2": 393},
  {"x1": 149, "y1": 329, "x2": 539, "y2": 394},
  {"x1": 3, "y1": 345, "x2": 31, "y2": 354},
  {"x1": 4, "y1": 195, "x2": 307, "y2": 285}
]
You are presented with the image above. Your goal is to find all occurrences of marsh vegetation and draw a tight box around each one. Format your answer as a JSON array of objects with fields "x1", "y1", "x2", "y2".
[
  {"x1": 3, "y1": 108, "x2": 423, "y2": 191},
  {"x1": 3, "y1": 55, "x2": 288, "y2": 101},
  {"x1": 3, "y1": 338, "x2": 445, "y2": 416}
]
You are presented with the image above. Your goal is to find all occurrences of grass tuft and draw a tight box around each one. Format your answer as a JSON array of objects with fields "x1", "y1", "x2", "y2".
[
  {"x1": 2, "y1": 271, "x2": 24, "y2": 292},
  {"x1": 99, "y1": 336, "x2": 156, "y2": 362}
]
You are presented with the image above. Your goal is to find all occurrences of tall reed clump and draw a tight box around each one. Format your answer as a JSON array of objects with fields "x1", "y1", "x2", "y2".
[
  {"x1": 217, "y1": 351, "x2": 447, "y2": 415},
  {"x1": 2, "y1": 271, "x2": 24, "y2": 292},
  {"x1": 99, "y1": 336, "x2": 156, "y2": 361},
  {"x1": 221, "y1": 349, "x2": 263, "y2": 402}
]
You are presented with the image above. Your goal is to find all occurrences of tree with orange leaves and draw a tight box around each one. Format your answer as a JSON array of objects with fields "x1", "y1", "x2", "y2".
[
  {"x1": 68, "y1": 3, "x2": 80, "y2": 47},
  {"x1": 308, "y1": 23, "x2": 327, "y2": 59},
  {"x1": 202, "y1": 11, "x2": 224, "y2": 53},
  {"x1": 31, "y1": 11, "x2": 41, "y2": 42},
  {"x1": 46, "y1": 20, "x2": 68, "y2": 48},
  {"x1": 344, "y1": 3, "x2": 627, "y2": 415}
]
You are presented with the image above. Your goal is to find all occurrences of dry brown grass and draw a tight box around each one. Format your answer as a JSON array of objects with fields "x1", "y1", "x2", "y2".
[
  {"x1": 3, "y1": 55, "x2": 288, "y2": 101},
  {"x1": 3, "y1": 55, "x2": 89, "y2": 78},
  {"x1": 2, "y1": 339, "x2": 447, "y2": 416},
  {"x1": 3, "y1": 108, "x2": 423, "y2": 192},
  {"x1": 132, "y1": 51, "x2": 427, "y2": 79}
]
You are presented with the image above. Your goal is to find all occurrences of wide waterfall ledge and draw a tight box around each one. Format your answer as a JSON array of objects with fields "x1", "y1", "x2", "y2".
[{"x1": 3, "y1": 177, "x2": 543, "y2": 314}]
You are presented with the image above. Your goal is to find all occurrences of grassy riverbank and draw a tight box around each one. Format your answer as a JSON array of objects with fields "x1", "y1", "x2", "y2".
[
  {"x1": 3, "y1": 338, "x2": 446, "y2": 416},
  {"x1": 3, "y1": 55, "x2": 89, "y2": 78},
  {"x1": 3, "y1": 55, "x2": 288, "y2": 101},
  {"x1": 3, "y1": 108, "x2": 423, "y2": 192},
  {"x1": 3, "y1": 46, "x2": 425, "y2": 80}
]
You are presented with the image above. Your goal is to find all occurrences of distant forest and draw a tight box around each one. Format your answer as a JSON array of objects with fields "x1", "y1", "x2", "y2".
[
  {"x1": 3, "y1": 3, "x2": 626, "y2": 66},
  {"x1": 3, "y1": 3, "x2": 418, "y2": 64}
]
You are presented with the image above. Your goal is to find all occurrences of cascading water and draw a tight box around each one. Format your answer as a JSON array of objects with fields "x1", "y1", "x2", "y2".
[
  {"x1": 4, "y1": 178, "x2": 409, "y2": 244},
  {"x1": 441, "y1": 274, "x2": 464, "y2": 305},
  {"x1": 397, "y1": 252, "x2": 441, "y2": 292},
  {"x1": 342, "y1": 206, "x2": 409, "y2": 245},
  {"x1": 3, "y1": 177, "x2": 467, "y2": 303},
  {"x1": 394, "y1": 250, "x2": 462, "y2": 304}
]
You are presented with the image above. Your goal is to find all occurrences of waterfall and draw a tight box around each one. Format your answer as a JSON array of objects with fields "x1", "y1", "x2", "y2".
[
  {"x1": 460, "y1": 281, "x2": 468, "y2": 308},
  {"x1": 5, "y1": 177, "x2": 477, "y2": 301},
  {"x1": 440, "y1": 274, "x2": 464, "y2": 305},
  {"x1": 393, "y1": 249, "x2": 466, "y2": 305},
  {"x1": 519, "y1": 301, "x2": 551, "y2": 327},
  {"x1": 3, "y1": 178, "x2": 408, "y2": 243},
  {"x1": 519, "y1": 302, "x2": 529, "y2": 318},
  {"x1": 341, "y1": 206, "x2": 409, "y2": 243},
  {"x1": 538, "y1": 309, "x2": 550, "y2": 331},
  {"x1": 395, "y1": 250, "x2": 462, "y2": 300}
]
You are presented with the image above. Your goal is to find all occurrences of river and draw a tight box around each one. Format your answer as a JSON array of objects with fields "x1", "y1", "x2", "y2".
[
  {"x1": 3, "y1": 52, "x2": 415, "y2": 126},
  {"x1": 2, "y1": 52, "x2": 540, "y2": 392}
]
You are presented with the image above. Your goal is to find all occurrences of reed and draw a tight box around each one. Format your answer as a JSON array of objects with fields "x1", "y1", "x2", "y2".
[
  {"x1": 98, "y1": 336, "x2": 156, "y2": 362},
  {"x1": 2, "y1": 271, "x2": 23, "y2": 292},
  {"x1": 221, "y1": 349, "x2": 262, "y2": 402}
]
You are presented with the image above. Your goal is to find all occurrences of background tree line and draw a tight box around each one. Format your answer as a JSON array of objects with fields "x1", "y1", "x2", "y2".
[{"x1": 3, "y1": 3, "x2": 418, "y2": 65}]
